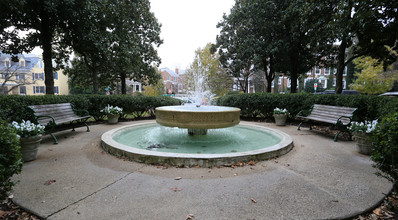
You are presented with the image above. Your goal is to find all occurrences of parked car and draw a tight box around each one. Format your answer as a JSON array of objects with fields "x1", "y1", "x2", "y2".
[
  {"x1": 379, "y1": 91, "x2": 398, "y2": 97},
  {"x1": 314, "y1": 90, "x2": 360, "y2": 95}
]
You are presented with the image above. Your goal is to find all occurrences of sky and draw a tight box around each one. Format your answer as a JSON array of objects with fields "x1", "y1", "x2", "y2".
[
  {"x1": 30, "y1": 0, "x2": 235, "y2": 71},
  {"x1": 150, "y1": 0, "x2": 235, "y2": 70}
]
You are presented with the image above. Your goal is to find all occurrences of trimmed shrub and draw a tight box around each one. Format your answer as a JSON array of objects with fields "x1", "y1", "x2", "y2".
[
  {"x1": 216, "y1": 93, "x2": 398, "y2": 121},
  {"x1": 0, "y1": 119, "x2": 23, "y2": 201},
  {"x1": 0, "y1": 95, "x2": 182, "y2": 123},
  {"x1": 371, "y1": 113, "x2": 398, "y2": 191}
]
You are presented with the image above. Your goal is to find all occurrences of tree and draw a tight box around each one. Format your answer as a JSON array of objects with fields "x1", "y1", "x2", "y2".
[
  {"x1": 106, "y1": 0, "x2": 162, "y2": 94},
  {"x1": 0, "y1": 0, "x2": 81, "y2": 94},
  {"x1": 280, "y1": 0, "x2": 335, "y2": 93},
  {"x1": 143, "y1": 78, "x2": 164, "y2": 96},
  {"x1": 213, "y1": 0, "x2": 257, "y2": 93},
  {"x1": 65, "y1": 55, "x2": 112, "y2": 94},
  {"x1": 214, "y1": 0, "x2": 334, "y2": 93},
  {"x1": 186, "y1": 43, "x2": 233, "y2": 97},
  {"x1": 63, "y1": 0, "x2": 114, "y2": 94},
  {"x1": 350, "y1": 56, "x2": 398, "y2": 94},
  {"x1": 327, "y1": 0, "x2": 398, "y2": 94}
]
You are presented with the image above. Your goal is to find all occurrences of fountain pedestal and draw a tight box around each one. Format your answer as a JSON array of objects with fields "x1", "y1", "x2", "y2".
[{"x1": 188, "y1": 128, "x2": 208, "y2": 136}]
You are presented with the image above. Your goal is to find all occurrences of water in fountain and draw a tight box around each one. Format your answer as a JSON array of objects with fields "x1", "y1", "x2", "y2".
[{"x1": 188, "y1": 55, "x2": 214, "y2": 106}]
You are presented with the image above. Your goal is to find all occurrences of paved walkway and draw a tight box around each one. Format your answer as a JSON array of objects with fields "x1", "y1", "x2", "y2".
[{"x1": 12, "y1": 120, "x2": 392, "y2": 219}]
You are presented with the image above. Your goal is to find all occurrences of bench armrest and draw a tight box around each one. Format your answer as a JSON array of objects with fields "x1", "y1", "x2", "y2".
[
  {"x1": 337, "y1": 115, "x2": 353, "y2": 126},
  {"x1": 35, "y1": 115, "x2": 57, "y2": 131},
  {"x1": 74, "y1": 109, "x2": 90, "y2": 117}
]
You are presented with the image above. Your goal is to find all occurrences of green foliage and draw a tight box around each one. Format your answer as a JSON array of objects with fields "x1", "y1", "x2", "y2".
[
  {"x1": 143, "y1": 79, "x2": 164, "y2": 97},
  {"x1": 0, "y1": 95, "x2": 182, "y2": 122},
  {"x1": 0, "y1": 119, "x2": 23, "y2": 201},
  {"x1": 371, "y1": 113, "x2": 398, "y2": 189},
  {"x1": 351, "y1": 56, "x2": 398, "y2": 94}
]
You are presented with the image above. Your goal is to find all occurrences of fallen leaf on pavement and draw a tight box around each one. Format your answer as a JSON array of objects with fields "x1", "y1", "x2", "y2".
[
  {"x1": 251, "y1": 198, "x2": 257, "y2": 203},
  {"x1": 171, "y1": 188, "x2": 182, "y2": 192},
  {"x1": 186, "y1": 214, "x2": 194, "y2": 219},
  {"x1": 248, "y1": 161, "x2": 256, "y2": 166},
  {"x1": 373, "y1": 208, "x2": 382, "y2": 216},
  {"x1": 174, "y1": 177, "x2": 182, "y2": 180},
  {"x1": 44, "y1": 180, "x2": 56, "y2": 185}
]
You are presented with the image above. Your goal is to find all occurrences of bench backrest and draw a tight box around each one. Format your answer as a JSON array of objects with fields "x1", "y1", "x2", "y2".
[
  {"x1": 310, "y1": 104, "x2": 357, "y2": 125},
  {"x1": 28, "y1": 103, "x2": 77, "y2": 125}
]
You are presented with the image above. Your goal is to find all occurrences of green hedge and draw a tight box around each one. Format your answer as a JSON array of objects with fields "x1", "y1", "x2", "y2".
[
  {"x1": 0, "y1": 119, "x2": 23, "y2": 201},
  {"x1": 216, "y1": 93, "x2": 398, "y2": 121},
  {"x1": 0, "y1": 95, "x2": 181, "y2": 123}
]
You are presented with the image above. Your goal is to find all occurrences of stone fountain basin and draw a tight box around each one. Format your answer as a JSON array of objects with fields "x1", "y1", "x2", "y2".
[
  {"x1": 101, "y1": 121, "x2": 293, "y2": 167},
  {"x1": 155, "y1": 105, "x2": 241, "y2": 129}
]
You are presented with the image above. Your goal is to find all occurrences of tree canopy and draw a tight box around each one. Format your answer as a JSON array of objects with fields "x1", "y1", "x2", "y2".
[
  {"x1": 1, "y1": 0, "x2": 162, "y2": 95},
  {"x1": 350, "y1": 56, "x2": 398, "y2": 94},
  {"x1": 214, "y1": 0, "x2": 398, "y2": 94}
]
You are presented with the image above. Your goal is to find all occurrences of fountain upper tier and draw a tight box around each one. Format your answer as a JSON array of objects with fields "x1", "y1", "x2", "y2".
[{"x1": 155, "y1": 105, "x2": 241, "y2": 129}]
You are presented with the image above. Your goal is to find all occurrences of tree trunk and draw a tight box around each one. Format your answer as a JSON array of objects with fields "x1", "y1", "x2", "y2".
[
  {"x1": 40, "y1": 9, "x2": 54, "y2": 95},
  {"x1": 289, "y1": 52, "x2": 299, "y2": 93},
  {"x1": 91, "y1": 69, "x2": 99, "y2": 94},
  {"x1": 120, "y1": 72, "x2": 126, "y2": 94},
  {"x1": 336, "y1": 38, "x2": 348, "y2": 94}
]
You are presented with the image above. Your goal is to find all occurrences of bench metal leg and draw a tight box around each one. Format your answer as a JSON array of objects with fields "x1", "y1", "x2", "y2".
[
  {"x1": 84, "y1": 122, "x2": 90, "y2": 132},
  {"x1": 334, "y1": 130, "x2": 342, "y2": 142},
  {"x1": 297, "y1": 122, "x2": 303, "y2": 130},
  {"x1": 49, "y1": 133, "x2": 58, "y2": 144}
]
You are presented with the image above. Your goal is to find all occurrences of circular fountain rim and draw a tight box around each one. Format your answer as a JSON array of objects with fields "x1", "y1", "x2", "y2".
[
  {"x1": 155, "y1": 105, "x2": 241, "y2": 112},
  {"x1": 101, "y1": 121, "x2": 293, "y2": 166}
]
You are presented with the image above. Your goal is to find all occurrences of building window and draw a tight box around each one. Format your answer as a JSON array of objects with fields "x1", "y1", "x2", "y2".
[
  {"x1": 324, "y1": 67, "x2": 330, "y2": 75},
  {"x1": 33, "y1": 86, "x2": 45, "y2": 94},
  {"x1": 5, "y1": 59, "x2": 10, "y2": 68},
  {"x1": 53, "y1": 72, "x2": 58, "y2": 80},
  {"x1": 343, "y1": 66, "x2": 347, "y2": 76},
  {"x1": 19, "y1": 86, "x2": 26, "y2": 95},
  {"x1": 315, "y1": 66, "x2": 321, "y2": 75},
  {"x1": 333, "y1": 79, "x2": 336, "y2": 86},
  {"x1": 33, "y1": 72, "x2": 44, "y2": 80},
  {"x1": 16, "y1": 73, "x2": 25, "y2": 80},
  {"x1": 55, "y1": 86, "x2": 59, "y2": 94},
  {"x1": 19, "y1": 60, "x2": 25, "y2": 67},
  {"x1": 306, "y1": 69, "x2": 312, "y2": 75},
  {"x1": 167, "y1": 76, "x2": 170, "y2": 80},
  {"x1": 1, "y1": 73, "x2": 9, "y2": 79},
  {"x1": 343, "y1": 80, "x2": 346, "y2": 89},
  {"x1": 278, "y1": 78, "x2": 282, "y2": 85}
]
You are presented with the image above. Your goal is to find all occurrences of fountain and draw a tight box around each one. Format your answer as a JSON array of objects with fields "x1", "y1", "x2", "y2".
[
  {"x1": 155, "y1": 105, "x2": 240, "y2": 135},
  {"x1": 101, "y1": 57, "x2": 293, "y2": 167}
]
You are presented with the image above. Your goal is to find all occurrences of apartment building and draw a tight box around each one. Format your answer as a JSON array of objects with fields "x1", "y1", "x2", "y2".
[{"x1": 0, "y1": 53, "x2": 69, "y2": 95}]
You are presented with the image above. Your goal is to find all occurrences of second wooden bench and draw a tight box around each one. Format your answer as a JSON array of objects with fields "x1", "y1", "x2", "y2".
[{"x1": 297, "y1": 104, "x2": 357, "y2": 142}]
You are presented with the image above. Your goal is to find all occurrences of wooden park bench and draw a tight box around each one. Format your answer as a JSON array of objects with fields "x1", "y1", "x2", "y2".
[
  {"x1": 28, "y1": 103, "x2": 91, "y2": 144},
  {"x1": 297, "y1": 104, "x2": 357, "y2": 142}
]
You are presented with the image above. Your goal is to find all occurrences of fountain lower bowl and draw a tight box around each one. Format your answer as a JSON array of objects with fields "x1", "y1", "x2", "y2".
[
  {"x1": 155, "y1": 105, "x2": 241, "y2": 129},
  {"x1": 101, "y1": 121, "x2": 293, "y2": 167}
]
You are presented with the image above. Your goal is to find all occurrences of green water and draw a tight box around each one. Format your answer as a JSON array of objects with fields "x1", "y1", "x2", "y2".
[{"x1": 113, "y1": 124, "x2": 281, "y2": 154}]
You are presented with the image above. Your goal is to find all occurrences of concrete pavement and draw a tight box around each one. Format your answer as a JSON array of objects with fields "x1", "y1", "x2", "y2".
[{"x1": 12, "y1": 120, "x2": 392, "y2": 219}]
